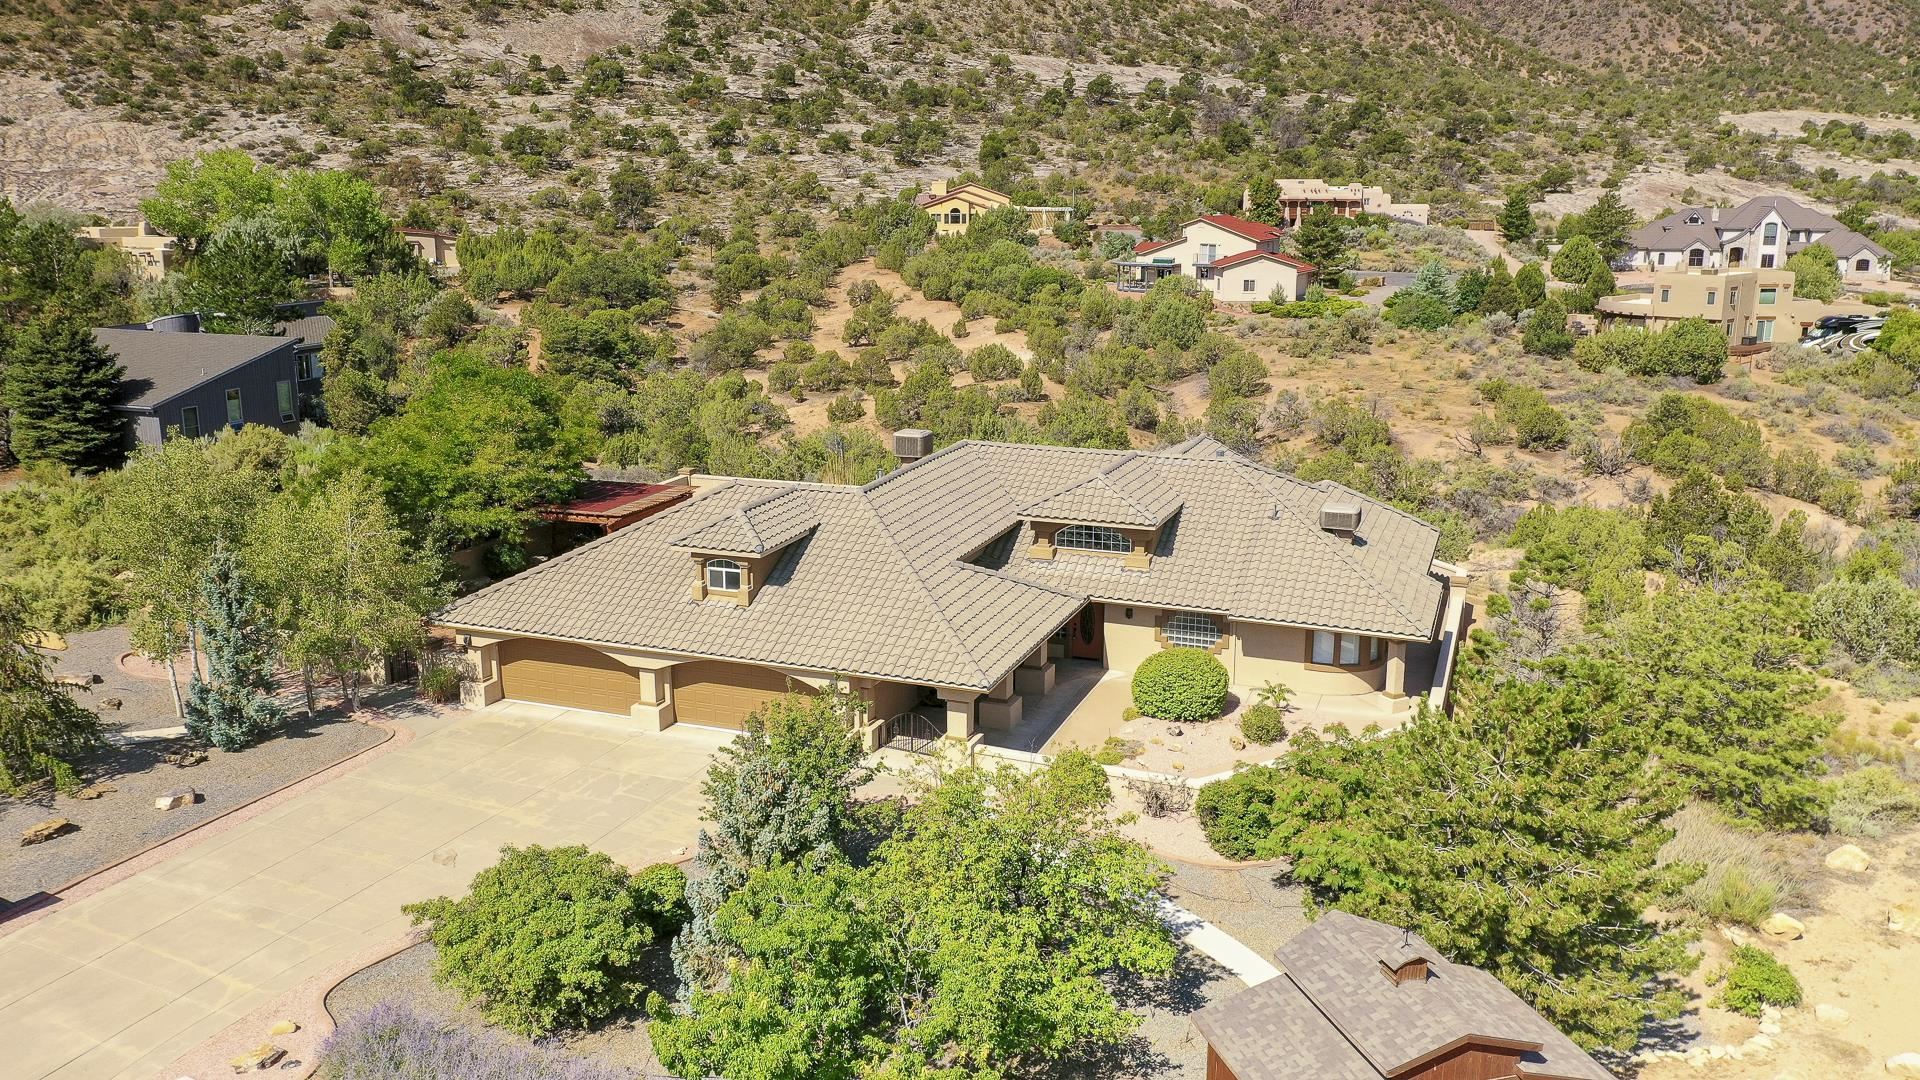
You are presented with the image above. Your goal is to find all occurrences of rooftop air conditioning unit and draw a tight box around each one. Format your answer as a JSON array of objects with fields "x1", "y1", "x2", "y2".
[
  {"x1": 893, "y1": 429, "x2": 934, "y2": 465},
  {"x1": 1320, "y1": 503, "x2": 1362, "y2": 534}
]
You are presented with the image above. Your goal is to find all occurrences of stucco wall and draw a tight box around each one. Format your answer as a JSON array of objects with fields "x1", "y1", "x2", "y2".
[{"x1": 1099, "y1": 605, "x2": 1387, "y2": 697}]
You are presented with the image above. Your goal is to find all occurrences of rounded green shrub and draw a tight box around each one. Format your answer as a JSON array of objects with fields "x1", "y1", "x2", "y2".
[
  {"x1": 1130, "y1": 648, "x2": 1229, "y2": 723},
  {"x1": 1239, "y1": 704, "x2": 1287, "y2": 745},
  {"x1": 1194, "y1": 766, "x2": 1281, "y2": 860},
  {"x1": 1713, "y1": 945, "x2": 1801, "y2": 1017}
]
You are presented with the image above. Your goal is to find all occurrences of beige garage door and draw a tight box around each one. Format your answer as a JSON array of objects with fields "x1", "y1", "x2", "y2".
[
  {"x1": 673, "y1": 661, "x2": 816, "y2": 731},
  {"x1": 499, "y1": 638, "x2": 643, "y2": 715}
]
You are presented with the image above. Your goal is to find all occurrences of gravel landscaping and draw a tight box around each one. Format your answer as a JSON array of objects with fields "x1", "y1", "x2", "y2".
[
  {"x1": 1, "y1": 629, "x2": 389, "y2": 903},
  {"x1": 325, "y1": 941, "x2": 676, "y2": 1077}
]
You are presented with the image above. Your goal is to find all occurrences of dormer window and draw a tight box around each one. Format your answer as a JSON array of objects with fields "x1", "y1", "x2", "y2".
[
  {"x1": 1055, "y1": 524, "x2": 1131, "y2": 553},
  {"x1": 705, "y1": 559, "x2": 743, "y2": 592}
]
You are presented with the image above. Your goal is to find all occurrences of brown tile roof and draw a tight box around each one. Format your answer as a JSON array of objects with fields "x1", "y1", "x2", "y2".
[
  {"x1": 1194, "y1": 912, "x2": 1613, "y2": 1080},
  {"x1": 439, "y1": 441, "x2": 1447, "y2": 690},
  {"x1": 668, "y1": 488, "x2": 821, "y2": 555}
]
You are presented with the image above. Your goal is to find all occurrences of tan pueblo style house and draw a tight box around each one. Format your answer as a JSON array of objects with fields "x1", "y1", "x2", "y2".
[{"x1": 438, "y1": 435, "x2": 1461, "y2": 748}]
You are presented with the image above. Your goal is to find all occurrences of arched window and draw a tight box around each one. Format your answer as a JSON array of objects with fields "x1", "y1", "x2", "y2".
[
  {"x1": 1856, "y1": 257, "x2": 1872, "y2": 272},
  {"x1": 705, "y1": 559, "x2": 743, "y2": 592},
  {"x1": 1054, "y1": 524, "x2": 1131, "y2": 553},
  {"x1": 1164, "y1": 612, "x2": 1221, "y2": 649},
  {"x1": 947, "y1": 208, "x2": 964, "y2": 224}
]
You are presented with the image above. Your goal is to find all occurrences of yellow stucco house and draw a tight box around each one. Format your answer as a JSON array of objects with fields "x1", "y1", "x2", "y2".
[
  {"x1": 438, "y1": 435, "x2": 1466, "y2": 751},
  {"x1": 916, "y1": 180, "x2": 1075, "y2": 237}
]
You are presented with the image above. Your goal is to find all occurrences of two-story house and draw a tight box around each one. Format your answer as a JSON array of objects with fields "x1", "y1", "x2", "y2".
[
  {"x1": 1251, "y1": 180, "x2": 1431, "y2": 226},
  {"x1": 1625, "y1": 196, "x2": 1893, "y2": 283},
  {"x1": 915, "y1": 181, "x2": 1075, "y2": 237},
  {"x1": 1594, "y1": 266, "x2": 1806, "y2": 343},
  {"x1": 97, "y1": 316, "x2": 306, "y2": 448},
  {"x1": 1119, "y1": 215, "x2": 1316, "y2": 303}
]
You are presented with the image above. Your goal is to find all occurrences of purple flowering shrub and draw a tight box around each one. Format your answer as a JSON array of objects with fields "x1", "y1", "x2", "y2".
[{"x1": 317, "y1": 1000, "x2": 637, "y2": 1080}]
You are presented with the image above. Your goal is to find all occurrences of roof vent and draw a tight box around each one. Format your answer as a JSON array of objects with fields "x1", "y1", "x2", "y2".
[
  {"x1": 893, "y1": 429, "x2": 934, "y2": 465},
  {"x1": 1320, "y1": 503, "x2": 1362, "y2": 535},
  {"x1": 1378, "y1": 929, "x2": 1432, "y2": 987}
]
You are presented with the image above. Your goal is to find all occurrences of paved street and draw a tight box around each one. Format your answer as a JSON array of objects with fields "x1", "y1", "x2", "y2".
[{"x1": 0, "y1": 703, "x2": 728, "y2": 1079}]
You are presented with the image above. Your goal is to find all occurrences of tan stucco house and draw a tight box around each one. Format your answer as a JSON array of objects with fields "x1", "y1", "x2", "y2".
[
  {"x1": 437, "y1": 436, "x2": 1459, "y2": 748},
  {"x1": 915, "y1": 181, "x2": 1075, "y2": 237},
  {"x1": 77, "y1": 220, "x2": 178, "y2": 282},
  {"x1": 1595, "y1": 266, "x2": 1804, "y2": 343}
]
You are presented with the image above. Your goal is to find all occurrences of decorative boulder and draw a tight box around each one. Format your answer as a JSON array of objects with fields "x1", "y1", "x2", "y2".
[
  {"x1": 1815, "y1": 1003, "x2": 1849, "y2": 1023},
  {"x1": 1888, "y1": 1053, "x2": 1920, "y2": 1077},
  {"x1": 98, "y1": 697, "x2": 122, "y2": 711},
  {"x1": 72, "y1": 783, "x2": 116, "y2": 800},
  {"x1": 1825, "y1": 844, "x2": 1872, "y2": 873},
  {"x1": 1760, "y1": 913, "x2": 1805, "y2": 941},
  {"x1": 52, "y1": 672, "x2": 97, "y2": 687},
  {"x1": 228, "y1": 1043, "x2": 285, "y2": 1073},
  {"x1": 267, "y1": 1019, "x2": 299, "y2": 1036},
  {"x1": 154, "y1": 789, "x2": 201, "y2": 811},
  {"x1": 165, "y1": 749, "x2": 208, "y2": 768},
  {"x1": 21, "y1": 818, "x2": 78, "y2": 846},
  {"x1": 1890, "y1": 903, "x2": 1919, "y2": 937}
]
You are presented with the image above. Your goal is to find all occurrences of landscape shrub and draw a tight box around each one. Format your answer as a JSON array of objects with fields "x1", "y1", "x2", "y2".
[
  {"x1": 1712, "y1": 946, "x2": 1801, "y2": 1017},
  {"x1": 1193, "y1": 765, "x2": 1281, "y2": 860},
  {"x1": 316, "y1": 1000, "x2": 636, "y2": 1080},
  {"x1": 1130, "y1": 648, "x2": 1229, "y2": 723},
  {"x1": 1657, "y1": 805, "x2": 1803, "y2": 927},
  {"x1": 1825, "y1": 765, "x2": 1920, "y2": 838},
  {"x1": 1127, "y1": 776, "x2": 1194, "y2": 818},
  {"x1": 403, "y1": 846, "x2": 688, "y2": 1036},
  {"x1": 1239, "y1": 704, "x2": 1288, "y2": 745},
  {"x1": 1574, "y1": 320, "x2": 1725, "y2": 383},
  {"x1": 417, "y1": 654, "x2": 466, "y2": 704}
]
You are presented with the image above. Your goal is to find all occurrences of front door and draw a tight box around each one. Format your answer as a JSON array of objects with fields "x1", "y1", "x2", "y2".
[{"x1": 1067, "y1": 603, "x2": 1105, "y2": 662}]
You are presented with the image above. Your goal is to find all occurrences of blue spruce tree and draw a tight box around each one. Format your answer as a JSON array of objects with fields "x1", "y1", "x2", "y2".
[{"x1": 183, "y1": 546, "x2": 286, "y2": 750}]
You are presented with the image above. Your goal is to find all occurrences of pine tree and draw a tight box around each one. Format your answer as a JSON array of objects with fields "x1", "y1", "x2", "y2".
[
  {"x1": 1574, "y1": 190, "x2": 1636, "y2": 259},
  {"x1": 1291, "y1": 207, "x2": 1350, "y2": 280},
  {"x1": 0, "y1": 314, "x2": 127, "y2": 472},
  {"x1": 1522, "y1": 294, "x2": 1574, "y2": 357},
  {"x1": 1498, "y1": 189, "x2": 1535, "y2": 244},
  {"x1": 183, "y1": 546, "x2": 286, "y2": 750},
  {"x1": 1478, "y1": 259, "x2": 1520, "y2": 315},
  {"x1": 1514, "y1": 261, "x2": 1548, "y2": 309}
]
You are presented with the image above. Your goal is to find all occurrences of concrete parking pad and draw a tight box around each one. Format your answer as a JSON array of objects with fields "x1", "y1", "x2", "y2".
[{"x1": 0, "y1": 702, "x2": 730, "y2": 1080}]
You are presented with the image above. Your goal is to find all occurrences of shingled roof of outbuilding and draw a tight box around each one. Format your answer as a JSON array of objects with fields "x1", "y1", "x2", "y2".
[
  {"x1": 1191, "y1": 911, "x2": 1614, "y2": 1080},
  {"x1": 438, "y1": 440, "x2": 1447, "y2": 690}
]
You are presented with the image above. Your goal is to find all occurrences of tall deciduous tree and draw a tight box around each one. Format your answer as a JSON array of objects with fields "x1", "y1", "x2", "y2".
[
  {"x1": 672, "y1": 687, "x2": 875, "y2": 995},
  {"x1": 654, "y1": 752, "x2": 1174, "y2": 1079},
  {"x1": 0, "y1": 315, "x2": 127, "y2": 471},
  {"x1": 1784, "y1": 242, "x2": 1840, "y2": 301},
  {"x1": 243, "y1": 469, "x2": 445, "y2": 714},
  {"x1": 139, "y1": 150, "x2": 281, "y2": 258},
  {"x1": 99, "y1": 439, "x2": 265, "y2": 715},
  {"x1": 0, "y1": 585, "x2": 103, "y2": 794},
  {"x1": 182, "y1": 545, "x2": 285, "y2": 750}
]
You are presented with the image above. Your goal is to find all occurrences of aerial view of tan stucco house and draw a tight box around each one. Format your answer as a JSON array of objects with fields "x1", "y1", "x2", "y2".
[
  {"x1": 76, "y1": 219, "x2": 178, "y2": 282},
  {"x1": 915, "y1": 180, "x2": 1075, "y2": 236},
  {"x1": 1193, "y1": 911, "x2": 1613, "y2": 1080},
  {"x1": 1248, "y1": 179, "x2": 1432, "y2": 227},
  {"x1": 1119, "y1": 214, "x2": 1317, "y2": 302},
  {"x1": 438, "y1": 436, "x2": 1459, "y2": 749},
  {"x1": 1624, "y1": 195, "x2": 1893, "y2": 283}
]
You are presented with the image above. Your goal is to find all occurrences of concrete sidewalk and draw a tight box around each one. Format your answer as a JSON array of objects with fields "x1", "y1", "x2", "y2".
[{"x1": 0, "y1": 702, "x2": 729, "y2": 1079}]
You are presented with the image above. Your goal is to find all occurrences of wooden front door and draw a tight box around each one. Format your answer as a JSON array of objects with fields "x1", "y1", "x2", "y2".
[{"x1": 1067, "y1": 603, "x2": 1105, "y2": 662}]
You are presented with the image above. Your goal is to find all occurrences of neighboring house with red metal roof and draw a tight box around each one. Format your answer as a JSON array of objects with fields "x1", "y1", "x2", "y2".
[
  {"x1": 1118, "y1": 214, "x2": 1315, "y2": 301},
  {"x1": 1193, "y1": 911, "x2": 1614, "y2": 1080}
]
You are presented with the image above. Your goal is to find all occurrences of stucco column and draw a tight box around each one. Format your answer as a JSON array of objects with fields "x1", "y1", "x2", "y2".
[
  {"x1": 460, "y1": 639, "x2": 503, "y2": 708},
  {"x1": 939, "y1": 690, "x2": 980, "y2": 741},
  {"x1": 630, "y1": 664, "x2": 677, "y2": 733},
  {"x1": 1385, "y1": 640, "x2": 1408, "y2": 698}
]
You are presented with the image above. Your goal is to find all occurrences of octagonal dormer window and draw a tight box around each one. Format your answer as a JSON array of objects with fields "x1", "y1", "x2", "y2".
[{"x1": 1055, "y1": 524, "x2": 1131, "y2": 553}]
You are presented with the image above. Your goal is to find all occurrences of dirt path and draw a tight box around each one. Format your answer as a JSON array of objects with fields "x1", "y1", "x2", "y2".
[{"x1": 1463, "y1": 229, "x2": 1523, "y2": 271}]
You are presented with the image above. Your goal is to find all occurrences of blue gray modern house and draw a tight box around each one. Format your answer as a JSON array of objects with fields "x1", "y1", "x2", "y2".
[{"x1": 95, "y1": 311, "x2": 333, "y2": 448}]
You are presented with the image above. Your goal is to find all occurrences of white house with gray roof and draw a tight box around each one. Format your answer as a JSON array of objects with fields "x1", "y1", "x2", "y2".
[
  {"x1": 1624, "y1": 195, "x2": 1892, "y2": 283},
  {"x1": 438, "y1": 436, "x2": 1465, "y2": 748}
]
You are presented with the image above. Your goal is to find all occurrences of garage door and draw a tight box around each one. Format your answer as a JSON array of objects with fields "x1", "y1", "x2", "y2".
[
  {"x1": 498, "y1": 639, "x2": 643, "y2": 715},
  {"x1": 673, "y1": 661, "x2": 816, "y2": 731}
]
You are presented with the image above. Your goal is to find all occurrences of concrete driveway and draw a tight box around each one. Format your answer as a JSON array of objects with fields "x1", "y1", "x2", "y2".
[{"x1": 0, "y1": 702, "x2": 731, "y2": 1079}]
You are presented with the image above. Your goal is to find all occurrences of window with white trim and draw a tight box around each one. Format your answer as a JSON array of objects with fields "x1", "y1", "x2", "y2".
[
  {"x1": 1242, "y1": 278, "x2": 1257, "y2": 293},
  {"x1": 1054, "y1": 524, "x2": 1131, "y2": 553},
  {"x1": 705, "y1": 558, "x2": 743, "y2": 591},
  {"x1": 1164, "y1": 612, "x2": 1221, "y2": 649},
  {"x1": 1311, "y1": 630, "x2": 1379, "y2": 668}
]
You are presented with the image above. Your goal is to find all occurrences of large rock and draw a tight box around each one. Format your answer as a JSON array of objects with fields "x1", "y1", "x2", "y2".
[
  {"x1": 1815, "y1": 1003, "x2": 1850, "y2": 1023},
  {"x1": 267, "y1": 1019, "x2": 299, "y2": 1036},
  {"x1": 228, "y1": 1043, "x2": 284, "y2": 1073},
  {"x1": 1890, "y1": 903, "x2": 1919, "y2": 937},
  {"x1": 1760, "y1": 913, "x2": 1805, "y2": 941},
  {"x1": 154, "y1": 788, "x2": 200, "y2": 811},
  {"x1": 72, "y1": 783, "x2": 116, "y2": 800},
  {"x1": 20, "y1": 818, "x2": 77, "y2": 846},
  {"x1": 1825, "y1": 844, "x2": 1872, "y2": 873},
  {"x1": 1888, "y1": 1053, "x2": 1920, "y2": 1077}
]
